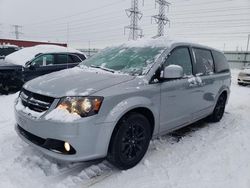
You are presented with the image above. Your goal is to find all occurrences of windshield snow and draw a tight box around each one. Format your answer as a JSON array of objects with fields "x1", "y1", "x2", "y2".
[{"x1": 79, "y1": 45, "x2": 165, "y2": 76}]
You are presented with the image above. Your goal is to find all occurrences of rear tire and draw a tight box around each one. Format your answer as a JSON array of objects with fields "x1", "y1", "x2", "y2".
[
  {"x1": 107, "y1": 113, "x2": 151, "y2": 170},
  {"x1": 207, "y1": 93, "x2": 227, "y2": 122}
]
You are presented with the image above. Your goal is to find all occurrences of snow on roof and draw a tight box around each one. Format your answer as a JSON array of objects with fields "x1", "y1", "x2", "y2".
[
  {"x1": 122, "y1": 36, "x2": 218, "y2": 52},
  {"x1": 122, "y1": 37, "x2": 187, "y2": 48},
  {"x1": 5, "y1": 44, "x2": 84, "y2": 66}
]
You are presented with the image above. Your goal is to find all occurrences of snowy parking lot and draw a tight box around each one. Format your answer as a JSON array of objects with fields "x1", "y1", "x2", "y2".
[{"x1": 0, "y1": 69, "x2": 250, "y2": 188}]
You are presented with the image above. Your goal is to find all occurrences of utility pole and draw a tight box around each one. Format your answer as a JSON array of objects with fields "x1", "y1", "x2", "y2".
[
  {"x1": 244, "y1": 34, "x2": 250, "y2": 65},
  {"x1": 88, "y1": 41, "x2": 91, "y2": 57},
  {"x1": 152, "y1": 0, "x2": 170, "y2": 37},
  {"x1": 124, "y1": 0, "x2": 143, "y2": 41},
  {"x1": 12, "y1": 25, "x2": 23, "y2": 39},
  {"x1": 247, "y1": 34, "x2": 250, "y2": 52}
]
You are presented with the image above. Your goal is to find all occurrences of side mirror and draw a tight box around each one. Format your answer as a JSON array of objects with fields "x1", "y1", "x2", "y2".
[{"x1": 162, "y1": 65, "x2": 184, "y2": 79}]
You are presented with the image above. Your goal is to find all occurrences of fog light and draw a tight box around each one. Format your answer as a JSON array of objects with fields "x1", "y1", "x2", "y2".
[{"x1": 64, "y1": 142, "x2": 70, "y2": 152}]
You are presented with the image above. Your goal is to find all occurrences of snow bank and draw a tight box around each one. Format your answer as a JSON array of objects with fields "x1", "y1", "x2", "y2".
[{"x1": 5, "y1": 45, "x2": 83, "y2": 66}]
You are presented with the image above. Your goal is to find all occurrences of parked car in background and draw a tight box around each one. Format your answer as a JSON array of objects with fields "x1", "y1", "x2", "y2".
[
  {"x1": 238, "y1": 66, "x2": 250, "y2": 86},
  {"x1": 0, "y1": 44, "x2": 20, "y2": 59},
  {"x1": 0, "y1": 47, "x2": 86, "y2": 94},
  {"x1": 15, "y1": 37, "x2": 230, "y2": 170}
]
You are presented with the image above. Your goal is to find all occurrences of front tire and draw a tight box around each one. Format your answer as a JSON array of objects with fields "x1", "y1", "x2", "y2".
[
  {"x1": 207, "y1": 93, "x2": 227, "y2": 122},
  {"x1": 107, "y1": 113, "x2": 151, "y2": 170}
]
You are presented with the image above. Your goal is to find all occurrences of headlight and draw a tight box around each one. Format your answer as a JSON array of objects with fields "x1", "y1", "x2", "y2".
[{"x1": 56, "y1": 96, "x2": 103, "y2": 117}]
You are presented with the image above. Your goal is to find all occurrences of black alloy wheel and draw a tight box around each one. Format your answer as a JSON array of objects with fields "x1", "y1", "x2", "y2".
[{"x1": 108, "y1": 113, "x2": 151, "y2": 170}]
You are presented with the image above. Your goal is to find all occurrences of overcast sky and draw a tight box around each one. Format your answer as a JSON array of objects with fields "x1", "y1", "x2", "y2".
[{"x1": 0, "y1": 0, "x2": 250, "y2": 50}]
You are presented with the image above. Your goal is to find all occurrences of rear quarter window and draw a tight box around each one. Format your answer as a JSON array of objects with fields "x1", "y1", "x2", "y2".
[
  {"x1": 212, "y1": 50, "x2": 229, "y2": 73},
  {"x1": 76, "y1": 54, "x2": 86, "y2": 61},
  {"x1": 70, "y1": 55, "x2": 82, "y2": 63},
  {"x1": 56, "y1": 54, "x2": 74, "y2": 64}
]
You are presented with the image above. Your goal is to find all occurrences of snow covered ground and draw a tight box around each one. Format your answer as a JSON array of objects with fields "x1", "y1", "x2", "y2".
[{"x1": 0, "y1": 69, "x2": 250, "y2": 188}]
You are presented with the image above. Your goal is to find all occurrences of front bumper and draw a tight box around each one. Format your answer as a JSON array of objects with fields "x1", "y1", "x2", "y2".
[
  {"x1": 15, "y1": 108, "x2": 115, "y2": 162},
  {"x1": 238, "y1": 76, "x2": 250, "y2": 85}
]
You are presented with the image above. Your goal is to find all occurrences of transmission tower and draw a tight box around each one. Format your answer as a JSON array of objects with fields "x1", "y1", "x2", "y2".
[
  {"x1": 124, "y1": 0, "x2": 143, "y2": 41},
  {"x1": 152, "y1": 0, "x2": 170, "y2": 37},
  {"x1": 12, "y1": 25, "x2": 23, "y2": 39}
]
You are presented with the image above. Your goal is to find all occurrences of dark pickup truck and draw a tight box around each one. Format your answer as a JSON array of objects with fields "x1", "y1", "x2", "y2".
[
  {"x1": 0, "y1": 45, "x2": 20, "y2": 60},
  {"x1": 0, "y1": 52, "x2": 86, "y2": 94}
]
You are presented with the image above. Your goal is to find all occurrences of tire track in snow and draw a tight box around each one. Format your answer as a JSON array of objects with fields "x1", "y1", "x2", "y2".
[{"x1": 40, "y1": 160, "x2": 117, "y2": 188}]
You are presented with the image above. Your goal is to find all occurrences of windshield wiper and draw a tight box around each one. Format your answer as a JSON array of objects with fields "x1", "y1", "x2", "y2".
[{"x1": 90, "y1": 65, "x2": 115, "y2": 73}]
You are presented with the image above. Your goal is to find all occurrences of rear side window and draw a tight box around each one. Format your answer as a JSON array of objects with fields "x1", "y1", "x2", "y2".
[
  {"x1": 212, "y1": 50, "x2": 229, "y2": 73},
  {"x1": 193, "y1": 48, "x2": 214, "y2": 75},
  {"x1": 164, "y1": 47, "x2": 193, "y2": 76},
  {"x1": 56, "y1": 54, "x2": 74, "y2": 64}
]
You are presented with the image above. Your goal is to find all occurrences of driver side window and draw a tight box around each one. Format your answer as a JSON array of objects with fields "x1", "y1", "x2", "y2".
[
  {"x1": 31, "y1": 54, "x2": 55, "y2": 67},
  {"x1": 164, "y1": 47, "x2": 193, "y2": 76}
]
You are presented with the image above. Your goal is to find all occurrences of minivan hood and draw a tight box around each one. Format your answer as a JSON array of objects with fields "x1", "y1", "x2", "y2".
[{"x1": 24, "y1": 67, "x2": 135, "y2": 98}]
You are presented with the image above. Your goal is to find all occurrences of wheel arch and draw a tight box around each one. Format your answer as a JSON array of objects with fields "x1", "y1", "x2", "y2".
[
  {"x1": 217, "y1": 86, "x2": 230, "y2": 104},
  {"x1": 107, "y1": 107, "x2": 155, "y2": 154}
]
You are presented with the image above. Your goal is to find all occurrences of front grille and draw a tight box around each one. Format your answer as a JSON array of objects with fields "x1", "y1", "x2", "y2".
[
  {"x1": 20, "y1": 89, "x2": 54, "y2": 112},
  {"x1": 243, "y1": 80, "x2": 250, "y2": 83}
]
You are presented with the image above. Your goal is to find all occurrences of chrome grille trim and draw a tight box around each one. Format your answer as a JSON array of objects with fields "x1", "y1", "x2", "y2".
[{"x1": 20, "y1": 89, "x2": 55, "y2": 112}]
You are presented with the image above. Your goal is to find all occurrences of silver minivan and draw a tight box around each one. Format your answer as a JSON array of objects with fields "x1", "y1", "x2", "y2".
[{"x1": 15, "y1": 38, "x2": 231, "y2": 169}]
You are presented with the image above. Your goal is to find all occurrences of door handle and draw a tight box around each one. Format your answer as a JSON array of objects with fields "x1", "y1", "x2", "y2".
[
  {"x1": 188, "y1": 77, "x2": 198, "y2": 87},
  {"x1": 188, "y1": 77, "x2": 204, "y2": 87}
]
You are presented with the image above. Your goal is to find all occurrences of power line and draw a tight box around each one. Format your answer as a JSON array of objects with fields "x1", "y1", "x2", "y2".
[
  {"x1": 25, "y1": 7, "x2": 250, "y2": 34},
  {"x1": 171, "y1": 0, "x2": 237, "y2": 8},
  {"x1": 152, "y1": 0, "x2": 170, "y2": 37},
  {"x1": 27, "y1": 15, "x2": 250, "y2": 35},
  {"x1": 171, "y1": 6, "x2": 250, "y2": 16},
  {"x1": 173, "y1": 18, "x2": 250, "y2": 25},
  {"x1": 25, "y1": 0, "x2": 128, "y2": 26},
  {"x1": 169, "y1": 12, "x2": 250, "y2": 20},
  {"x1": 24, "y1": 0, "x2": 238, "y2": 27},
  {"x1": 124, "y1": 0, "x2": 143, "y2": 40}
]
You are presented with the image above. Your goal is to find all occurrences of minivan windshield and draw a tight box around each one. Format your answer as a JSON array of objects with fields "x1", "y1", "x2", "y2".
[{"x1": 79, "y1": 46, "x2": 165, "y2": 76}]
